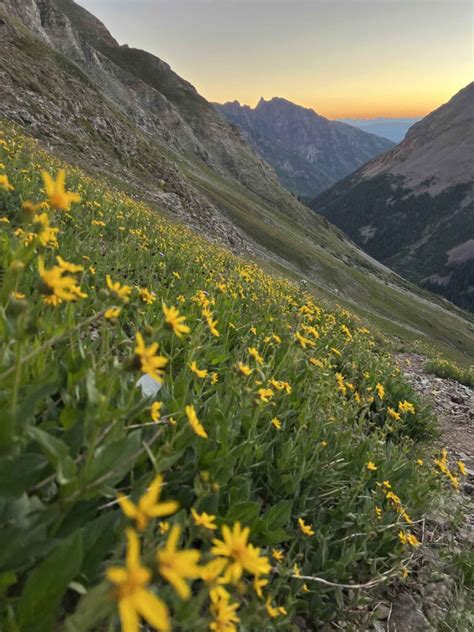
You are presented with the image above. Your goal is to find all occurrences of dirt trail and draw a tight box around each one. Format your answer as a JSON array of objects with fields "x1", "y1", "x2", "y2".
[
  {"x1": 396, "y1": 352, "x2": 474, "y2": 494},
  {"x1": 379, "y1": 353, "x2": 474, "y2": 632},
  {"x1": 397, "y1": 352, "x2": 474, "y2": 544}
]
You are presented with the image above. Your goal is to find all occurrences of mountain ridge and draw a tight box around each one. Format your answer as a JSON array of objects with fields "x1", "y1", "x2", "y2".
[
  {"x1": 215, "y1": 96, "x2": 394, "y2": 198},
  {"x1": 311, "y1": 82, "x2": 474, "y2": 311}
]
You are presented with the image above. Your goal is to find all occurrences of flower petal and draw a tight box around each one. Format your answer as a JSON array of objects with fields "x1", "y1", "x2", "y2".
[
  {"x1": 133, "y1": 588, "x2": 171, "y2": 632},
  {"x1": 118, "y1": 598, "x2": 140, "y2": 632}
]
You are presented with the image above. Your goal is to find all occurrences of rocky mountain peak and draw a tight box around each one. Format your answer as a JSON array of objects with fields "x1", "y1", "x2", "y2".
[{"x1": 216, "y1": 97, "x2": 394, "y2": 198}]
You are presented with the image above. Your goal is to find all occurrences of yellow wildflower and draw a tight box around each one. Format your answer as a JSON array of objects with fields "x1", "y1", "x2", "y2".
[
  {"x1": 376, "y1": 383, "x2": 385, "y2": 399},
  {"x1": 139, "y1": 287, "x2": 156, "y2": 305},
  {"x1": 253, "y1": 576, "x2": 268, "y2": 599},
  {"x1": 156, "y1": 524, "x2": 201, "y2": 599},
  {"x1": 134, "y1": 333, "x2": 168, "y2": 383},
  {"x1": 237, "y1": 362, "x2": 253, "y2": 376},
  {"x1": 271, "y1": 417, "x2": 282, "y2": 430},
  {"x1": 0, "y1": 174, "x2": 14, "y2": 191},
  {"x1": 298, "y1": 517, "x2": 315, "y2": 536},
  {"x1": 38, "y1": 256, "x2": 87, "y2": 305},
  {"x1": 106, "y1": 529, "x2": 170, "y2": 632},
  {"x1": 106, "y1": 275, "x2": 132, "y2": 302},
  {"x1": 335, "y1": 372, "x2": 347, "y2": 395},
  {"x1": 32, "y1": 213, "x2": 59, "y2": 248},
  {"x1": 105, "y1": 307, "x2": 121, "y2": 320},
  {"x1": 42, "y1": 170, "x2": 81, "y2": 211},
  {"x1": 387, "y1": 406, "x2": 401, "y2": 421},
  {"x1": 366, "y1": 461, "x2": 378, "y2": 472},
  {"x1": 248, "y1": 347, "x2": 264, "y2": 365},
  {"x1": 191, "y1": 508, "x2": 217, "y2": 530},
  {"x1": 163, "y1": 303, "x2": 190, "y2": 337},
  {"x1": 258, "y1": 388, "x2": 274, "y2": 403},
  {"x1": 211, "y1": 522, "x2": 271, "y2": 583},
  {"x1": 295, "y1": 331, "x2": 315, "y2": 349},
  {"x1": 150, "y1": 402, "x2": 163, "y2": 422},
  {"x1": 210, "y1": 590, "x2": 240, "y2": 632},
  {"x1": 203, "y1": 306, "x2": 220, "y2": 337},
  {"x1": 188, "y1": 361, "x2": 208, "y2": 379},
  {"x1": 272, "y1": 549, "x2": 284, "y2": 562},
  {"x1": 185, "y1": 404, "x2": 208, "y2": 439},
  {"x1": 398, "y1": 400, "x2": 416, "y2": 414},
  {"x1": 265, "y1": 597, "x2": 283, "y2": 618},
  {"x1": 56, "y1": 255, "x2": 83, "y2": 273},
  {"x1": 117, "y1": 474, "x2": 178, "y2": 531},
  {"x1": 458, "y1": 461, "x2": 467, "y2": 476}
]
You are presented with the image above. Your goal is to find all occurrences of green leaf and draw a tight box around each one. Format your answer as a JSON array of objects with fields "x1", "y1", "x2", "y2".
[
  {"x1": 258, "y1": 527, "x2": 292, "y2": 546},
  {"x1": 82, "y1": 512, "x2": 119, "y2": 582},
  {"x1": 79, "y1": 430, "x2": 141, "y2": 497},
  {"x1": 63, "y1": 582, "x2": 116, "y2": 632},
  {"x1": 26, "y1": 426, "x2": 77, "y2": 485},
  {"x1": 15, "y1": 381, "x2": 59, "y2": 431},
  {"x1": 0, "y1": 453, "x2": 48, "y2": 499},
  {"x1": 262, "y1": 500, "x2": 293, "y2": 530},
  {"x1": 0, "y1": 570, "x2": 17, "y2": 595},
  {"x1": 18, "y1": 530, "x2": 83, "y2": 632},
  {"x1": 225, "y1": 501, "x2": 261, "y2": 525}
]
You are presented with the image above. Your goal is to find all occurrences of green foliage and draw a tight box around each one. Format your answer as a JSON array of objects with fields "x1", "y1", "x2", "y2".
[
  {"x1": 424, "y1": 358, "x2": 474, "y2": 388},
  {"x1": 0, "y1": 124, "x2": 459, "y2": 630}
]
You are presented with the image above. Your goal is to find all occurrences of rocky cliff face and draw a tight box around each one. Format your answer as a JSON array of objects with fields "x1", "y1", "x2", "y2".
[
  {"x1": 312, "y1": 83, "x2": 474, "y2": 311},
  {"x1": 215, "y1": 97, "x2": 394, "y2": 199},
  {"x1": 0, "y1": 0, "x2": 283, "y2": 200}
]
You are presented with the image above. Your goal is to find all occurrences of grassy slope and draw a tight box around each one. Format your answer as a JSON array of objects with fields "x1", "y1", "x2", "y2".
[
  {"x1": 1, "y1": 123, "x2": 462, "y2": 631},
  {"x1": 178, "y1": 156, "x2": 474, "y2": 367},
  {"x1": 1, "y1": 8, "x2": 472, "y2": 368}
]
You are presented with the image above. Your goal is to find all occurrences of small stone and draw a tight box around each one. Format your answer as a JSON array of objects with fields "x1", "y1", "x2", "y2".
[{"x1": 137, "y1": 374, "x2": 162, "y2": 398}]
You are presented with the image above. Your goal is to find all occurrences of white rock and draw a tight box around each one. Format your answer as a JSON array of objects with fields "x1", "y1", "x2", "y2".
[{"x1": 137, "y1": 374, "x2": 162, "y2": 398}]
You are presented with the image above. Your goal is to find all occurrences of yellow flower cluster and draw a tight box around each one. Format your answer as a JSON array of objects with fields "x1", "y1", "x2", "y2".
[{"x1": 112, "y1": 475, "x2": 272, "y2": 632}]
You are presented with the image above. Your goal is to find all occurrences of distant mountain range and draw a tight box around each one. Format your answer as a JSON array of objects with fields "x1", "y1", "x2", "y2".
[
  {"x1": 215, "y1": 98, "x2": 394, "y2": 199},
  {"x1": 339, "y1": 117, "x2": 421, "y2": 143},
  {"x1": 312, "y1": 83, "x2": 474, "y2": 311}
]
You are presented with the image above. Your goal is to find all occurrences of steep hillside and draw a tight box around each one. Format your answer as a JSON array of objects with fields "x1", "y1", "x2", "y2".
[
  {"x1": 0, "y1": 0, "x2": 473, "y2": 366},
  {"x1": 0, "y1": 120, "x2": 463, "y2": 632},
  {"x1": 312, "y1": 83, "x2": 474, "y2": 311},
  {"x1": 215, "y1": 98, "x2": 394, "y2": 199}
]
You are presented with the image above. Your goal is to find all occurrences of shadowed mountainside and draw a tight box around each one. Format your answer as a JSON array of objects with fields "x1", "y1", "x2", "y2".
[{"x1": 312, "y1": 83, "x2": 474, "y2": 312}]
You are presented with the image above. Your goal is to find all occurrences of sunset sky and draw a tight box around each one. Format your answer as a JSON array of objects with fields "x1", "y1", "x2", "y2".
[{"x1": 79, "y1": 0, "x2": 473, "y2": 119}]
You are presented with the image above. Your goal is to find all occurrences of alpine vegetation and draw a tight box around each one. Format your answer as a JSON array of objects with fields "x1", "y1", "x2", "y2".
[{"x1": 0, "y1": 126, "x2": 466, "y2": 631}]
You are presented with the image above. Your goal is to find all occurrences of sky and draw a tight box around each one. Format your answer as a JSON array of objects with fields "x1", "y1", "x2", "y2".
[{"x1": 78, "y1": 0, "x2": 473, "y2": 119}]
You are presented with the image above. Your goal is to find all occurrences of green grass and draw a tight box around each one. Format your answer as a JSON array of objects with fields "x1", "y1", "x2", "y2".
[
  {"x1": 1, "y1": 124, "x2": 467, "y2": 631},
  {"x1": 424, "y1": 358, "x2": 474, "y2": 388}
]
